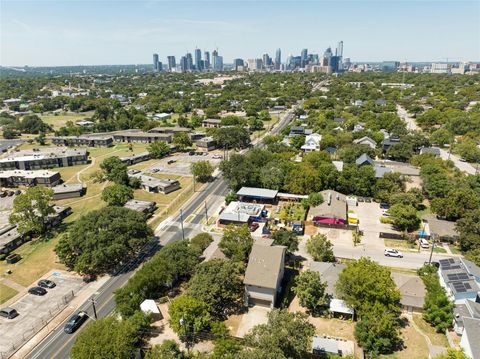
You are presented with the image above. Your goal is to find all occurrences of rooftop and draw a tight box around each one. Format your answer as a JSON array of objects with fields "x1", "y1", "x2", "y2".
[
  {"x1": 462, "y1": 317, "x2": 480, "y2": 359},
  {"x1": 244, "y1": 243, "x2": 285, "y2": 289},
  {"x1": 124, "y1": 199, "x2": 156, "y2": 212},
  {"x1": 52, "y1": 183, "x2": 84, "y2": 194},
  {"x1": 0, "y1": 147, "x2": 87, "y2": 163},
  {"x1": 356, "y1": 153, "x2": 374, "y2": 166},
  {"x1": 237, "y1": 187, "x2": 278, "y2": 200},
  {"x1": 424, "y1": 215, "x2": 458, "y2": 238},
  {"x1": 308, "y1": 190, "x2": 347, "y2": 221},
  {"x1": 309, "y1": 261, "x2": 346, "y2": 297},
  {"x1": 391, "y1": 272, "x2": 426, "y2": 309},
  {"x1": 0, "y1": 169, "x2": 59, "y2": 179}
]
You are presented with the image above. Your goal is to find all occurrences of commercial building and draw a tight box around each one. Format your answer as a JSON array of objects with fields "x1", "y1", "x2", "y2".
[
  {"x1": 275, "y1": 48, "x2": 281, "y2": 70},
  {"x1": 52, "y1": 135, "x2": 113, "y2": 147},
  {"x1": 237, "y1": 187, "x2": 278, "y2": 204},
  {"x1": 0, "y1": 170, "x2": 61, "y2": 187},
  {"x1": 218, "y1": 201, "x2": 264, "y2": 226},
  {"x1": 130, "y1": 173, "x2": 180, "y2": 194},
  {"x1": 167, "y1": 56, "x2": 176, "y2": 71},
  {"x1": 244, "y1": 243, "x2": 286, "y2": 308},
  {"x1": 0, "y1": 148, "x2": 88, "y2": 170},
  {"x1": 381, "y1": 61, "x2": 400, "y2": 72},
  {"x1": 204, "y1": 51, "x2": 210, "y2": 69},
  {"x1": 153, "y1": 53, "x2": 159, "y2": 71},
  {"x1": 52, "y1": 183, "x2": 85, "y2": 200}
]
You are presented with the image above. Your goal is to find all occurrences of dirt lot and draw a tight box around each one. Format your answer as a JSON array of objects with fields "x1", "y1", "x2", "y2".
[
  {"x1": 0, "y1": 271, "x2": 85, "y2": 357},
  {"x1": 146, "y1": 153, "x2": 223, "y2": 176}
]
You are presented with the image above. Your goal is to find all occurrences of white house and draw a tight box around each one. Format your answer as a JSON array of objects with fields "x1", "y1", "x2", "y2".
[
  {"x1": 244, "y1": 243, "x2": 286, "y2": 308},
  {"x1": 460, "y1": 317, "x2": 480, "y2": 359},
  {"x1": 301, "y1": 133, "x2": 322, "y2": 153},
  {"x1": 353, "y1": 136, "x2": 377, "y2": 149}
]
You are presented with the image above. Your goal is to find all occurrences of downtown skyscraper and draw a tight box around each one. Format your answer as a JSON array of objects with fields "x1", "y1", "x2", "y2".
[
  {"x1": 194, "y1": 48, "x2": 202, "y2": 71},
  {"x1": 275, "y1": 48, "x2": 281, "y2": 70}
]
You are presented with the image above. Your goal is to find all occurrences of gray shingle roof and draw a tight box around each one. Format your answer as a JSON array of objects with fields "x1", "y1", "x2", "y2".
[
  {"x1": 462, "y1": 317, "x2": 480, "y2": 359},
  {"x1": 244, "y1": 244, "x2": 285, "y2": 289},
  {"x1": 355, "y1": 153, "x2": 374, "y2": 166}
]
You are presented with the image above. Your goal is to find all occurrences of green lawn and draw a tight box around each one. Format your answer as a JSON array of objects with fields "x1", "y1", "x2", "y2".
[
  {"x1": 278, "y1": 202, "x2": 306, "y2": 222},
  {"x1": 0, "y1": 283, "x2": 19, "y2": 304},
  {"x1": 384, "y1": 239, "x2": 417, "y2": 250},
  {"x1": 0, "y1": 236, "x2": 66, "y2": 287},
  {"x1": 40, "y1": 111, "x2": 95, "y2": 130}
]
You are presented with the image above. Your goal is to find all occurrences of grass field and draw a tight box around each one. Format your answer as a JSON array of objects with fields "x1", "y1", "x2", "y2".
[
  {"x1": 380, "y1": 318, "x2": 429, "y2": 359},
  {"x1": 412, "y1": 314, "x2": 449, "y2": 347},
  {"x1": 384, "y1": 239, "x2": 417, "y2": 250},
  {"x1": 40, "y1": 111, "x2": 95, "y2": 130},
  {"x1": 0, "y1": 283, "x2": 19, "y2": 304},
  {"x1": 0, "y1": 236, "x2": 66, "y2": 287}
]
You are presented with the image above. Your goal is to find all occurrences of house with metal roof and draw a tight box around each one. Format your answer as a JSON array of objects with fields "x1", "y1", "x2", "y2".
[
  {"x1": 129, "y1": 173, "x2": 180, "y2": 194},
  {"x1": 244, "y1": 243, "x2": 286, "y2": 308},
  {"x1": 353, "y1": 136, "x2": 377, "y2": 149},
  {"x1": 438, "y1": 258, "x2": 480, "y2": 303},
  {"x1": 453, "y1": 296, "x2": 480, "y2": 335},
  {"x1": 218, "y1": 201, "x2": 264, "y2": 226},
  {"x1": 236, "y1": 187, "x2": 279, "y2": 203},
  {"x1": 355, "y1": 153, "x2": 375, "y2": 166},
  {"x1": 301, "y1": 133, "x2": 322, "y2": 153},
  {"x1": 124, "y1": 199, "x2": 156, "y2": 216},
  {"x1": 312, "y1": 336, "x2": 355, "y2": 357}
]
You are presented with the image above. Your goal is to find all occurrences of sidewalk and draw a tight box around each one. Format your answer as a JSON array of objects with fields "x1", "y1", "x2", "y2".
[{"x1": 12, "y1": 275, "x2": 109, "y2": 359}]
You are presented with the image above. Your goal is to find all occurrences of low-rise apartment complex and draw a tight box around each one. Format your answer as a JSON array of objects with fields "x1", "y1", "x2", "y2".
[
  {"x1": 0, "y1": 170, "x2": 61, "y2": 187},
  {"x1": 0, "y1": 148, "x2": 88, "y2": 170}
]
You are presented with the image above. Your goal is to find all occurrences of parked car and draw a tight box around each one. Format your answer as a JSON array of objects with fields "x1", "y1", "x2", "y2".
[
  {"x1": 249, "y1": 223, "x2": 260, "y2": 232},
  {"x1": 0, "y1": 307, "x2": 19, "y2": 319},
  {"x1": 357, "y1": 197, "x2": 365, "y2": 202},
  {"x1": 150, "y1": 168, "x2": 159, "y2": 173},
  {"x1": 419, "y1": 238, "x2": 429, "y2": 249},
  {"x1": 384, "y1": 248, "x2": 403, "y2": 258},
  {"x1": 5, "y1": 253, "x2": 21, "y2": 264},
  {"x1": 188, "y1": 151, "x2": 195, "y2": 156},
  {"x1": 28, "y1": 287, "x2": 47, "y2": 296},
  {"x1": 424, "y1": 261, "x2": 440, "y2": 268},
  {"x1": 364, "y1": 197, "x2": 372, "y2": 203},
  {"x1": 64, "y1": 311, "x2": 88, "y2": 334},
  {"x1": 6, "y1": 191, "x2": 14, "y2": 197},
  {"x1": 14, "y1": 190, "x2": 21, "y2": 195},
  {"x1": 380, "y1": 203, "x2": 390, "y2": 209},
  {"x1": 38, "y1": 279, "x2": 56, "y2": 289},
  {"x1": 0, "y1": 191, "x2": 6, "y2": 198},
  {"x1": 167, "y1": 160, "x2": 176, "y2": 164},
  {"x1": 212, "y1": 154, "x2": 222, "y2": 159}
]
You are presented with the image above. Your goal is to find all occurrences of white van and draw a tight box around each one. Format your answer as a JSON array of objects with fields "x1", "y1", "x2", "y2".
[{"x1": 420, "y1": 238, "x2": 429, "y2": 249}]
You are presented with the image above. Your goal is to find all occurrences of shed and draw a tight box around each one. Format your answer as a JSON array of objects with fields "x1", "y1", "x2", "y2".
[
  {"x1": 330, "y1": 298, "x2": 354, "y2": 317},
  {"x1": 140, "y1": 299, "x2": 162, "y2": 320}
]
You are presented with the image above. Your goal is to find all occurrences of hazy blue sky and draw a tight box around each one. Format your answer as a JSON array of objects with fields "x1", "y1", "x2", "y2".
[{"x1": 1, "y1": 0, "x2": 479, "y2": 66}]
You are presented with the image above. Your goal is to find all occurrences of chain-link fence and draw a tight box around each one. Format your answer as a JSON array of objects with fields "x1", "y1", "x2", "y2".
[{"x1": 0, "y1": 290, "x2": 76, "y2": 359}]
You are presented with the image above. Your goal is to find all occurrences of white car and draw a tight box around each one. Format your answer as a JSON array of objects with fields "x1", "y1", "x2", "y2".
[
  {"x1": 212, "y1": 154, "x2": 223, "y2": 159},
  {"x1": 384, "y1": 248, "x2": 403, "y2": 258}
]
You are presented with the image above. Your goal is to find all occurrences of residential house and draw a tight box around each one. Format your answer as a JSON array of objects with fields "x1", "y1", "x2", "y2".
[
  {"x1": 244, "y1": 243, "x2": 286, "y2": 308},
  {"x1": 460, "y1": 317, "x2": 480, "y2": 359},
  {"x1": 307, "y1": 190, "x2": 348, "y2": 225},
  {"x1": 382, "y1": 137, "x2": 401, "y2": 152},
  {"x1": 355, "y1": 153, "x2": 375, "y2": 166},
  {"x1": 355, "y1": 154, "x2": 393, "y2": 178},
  {"x1": 300, "y1": 133, "x2": 322, "y2": 153},
  {"x1": 453, "y1": 295, "x2": 480, "y2": 335},
  {"x1": 130, "y1": 173, "x2": 181, "y2": 194},
  {"x1": 353, "y1": 123, "x2": 365, "y2": 132},
  {"x1": 353, "y1": 136, "x2": 377, "y2": 149},
  {"x1": 391, "y1": 273, "x2": 426, "y2": 312},
  {"x1": 420, "y1": 147, "x2": 441, "y2": 157},
  {"x1": 423, "y1": 214, "x2": 459, "y2": 242},
  {"x1": 438, "y1": 258, "x2": 480, "y2": 303},
  {"x1": 124, "y1": 199, "x2": 156, "y2": 216}
]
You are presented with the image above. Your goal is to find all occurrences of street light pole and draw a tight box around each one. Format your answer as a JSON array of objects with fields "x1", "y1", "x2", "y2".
[
  {"x1": 180, "y1": 209, "x2": 185, "y2": 240},
  {"x1": 204, "y1": 201, "x2": 208, "y2": 223},
  {"x1": 428, "y1": 234, "x2": 436, "y2": 265}
]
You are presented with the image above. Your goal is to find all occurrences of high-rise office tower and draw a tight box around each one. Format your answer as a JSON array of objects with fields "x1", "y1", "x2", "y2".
[
  {"x1": 153, "y1": 53, "x2": 159, "y2": 71},
  {"x1": 180, "y1": 56, "x2": 187, "y2": 72},
  {"x1": 336, "y1": 41, "x2": 343, "y2": 58},
  {"x1": 194, "y1": 48, "x2": 202, "y2": 71},
  {"x1": 167, "y1": 56, "x2": 176, "y2": 71},
  {"x1": 262, "y1": 53, "x2": 271, "y2": 69},
  {"x1": 204, "y1": 51, "x2": 210, "y2": 69},
  {"x1": 212, "y1": 49, "x2": 223, "y2": 71},
  {"x1": 233, "y1": 58, "x2": 244, "y2": 71},
  {"x1": 301, "y1": 48, "x2": 308, "y2": 68},
  {"x1": 275, "y1": 48, "x2": 281, "y2": 70},
  {"x1": 157, "y1": 61, "x2": 163, "y2": 71},
  {"x1": 186, "y1": 53, "x2": 193, "y2": 71}
]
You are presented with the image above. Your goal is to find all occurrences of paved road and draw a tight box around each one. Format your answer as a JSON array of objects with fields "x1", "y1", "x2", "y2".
[
  {"x1": 24, "y1": 97, "x2": 302, "y2": 359},
  {"x1": 438, "y1": 148, "x2": 478, "y2": 175},
  {"x1": 396, "y1": 104, "x2": 420, "y2": 131}
]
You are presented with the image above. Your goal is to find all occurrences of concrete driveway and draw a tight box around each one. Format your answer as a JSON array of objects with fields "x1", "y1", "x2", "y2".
[
  {"x1": 146, "y1": 153, "x2": 222, "y2": 176},
  {"x1": 0, "y1": 272, "x2": 85, "y2": 356},
  {"x1": 235, "y1": 306, "x2": 270, "y2": 338}
]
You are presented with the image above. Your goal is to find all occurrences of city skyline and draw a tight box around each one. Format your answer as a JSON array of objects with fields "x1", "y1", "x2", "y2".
[{"x1": 1, "y1": 0, "x2": 479, "y2": 66}]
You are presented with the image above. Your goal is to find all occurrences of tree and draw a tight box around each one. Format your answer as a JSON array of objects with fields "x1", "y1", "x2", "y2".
[
  {"x1": 212, "y1": 127, "x2": 251, "y2": 149},
  {"x1": 389, "y1": 204, "x2": 420, "y2": 232},
  {"x1": 301, "y1": 192, "x2": 324, "y2": 210},
  {"x1": 148, "y1": 141, "x2": 170, "y2": 158},
  {"x1": 101, "y1": 184, "x2": 133, "y2": 206},
  {"x1": 187, "y1": 259, "x2": 243, "y2": 318},
  {"x1": 189, "y1": 232, "x2": 213, "y2": 254},
  {"x1": 219, "y1": 224, "x2": 253, "y2": 263},
  {"x1": 354, "y1": 302, "x2": 402, "y2": 355},
  {"x1": 431, "y1": 187, "x2": 480, "y2": 220},
  {"x1": 306, "y1": 234, "x2": 335, "y2": 262},
  {"x1": 293, "y1": 270, "x2": 328, "y2": 315},
  {"x1": 272, "y1": 230, "x2": 299, "y2": 253},
  {"x1": 352, "y1": 229, "x2": 362, "y2": 247},
  {"x1": 172, "y1": 132, "x2": 192, "y2": 150},
  {"x1": 431, "y1": 128, "x2": 454, "y2": 147},
  {"x1": 244, "y1": 309, "x2": 315, "y2": 359},
  {"x1": 454, "y1": 138, "x2": 480, "y2": 162},
  {"x1": 55, "y1": 207, "x2": 152, "y2": 275},
  {"x1": 9, "y1": 186, "x2": 54, "y2": 236},
  {"x1": 335, "y1": 257, "x2": 401, "y2": 316},
  {"x1": 289, "y1": 135, "x2": 305, "y2": 150},
  {"x1": 100, "y1": 156, "x2": 129, "y2": 185},
  {"x1": 456, "y1": 209, "x2": 480, "y2": 253},
  {"x1": 190, "y1": 160, "x2": 214, "y2": 182},
  {"x1": 168, "y1": 295, "x2": 211, "y2": 344},
  {"x1": 71, "y1": 311, "x2": 151, "y2": 359},
  {"x1": 145, "y1": 340, "x2": 187, "y2": 359},
  {"x1": 36, "y1": 132, "x2": 46, "y2": 145},
  {"x1": 19, "y1": 114, "x2": 52, "y2": 134}
]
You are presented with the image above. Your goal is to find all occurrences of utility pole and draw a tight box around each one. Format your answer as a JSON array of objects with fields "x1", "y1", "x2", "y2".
[
  {"x1": 204, "y1": 201, "x2": 208, "y2": 223},
  {"x1": 192, "y1": 174, "x2": 196, "y2": 193},
  {"x1": 428, "y1": 234, "x2": 436, "y2": 265},
  {"x1": 89, "y1": 298, "x2": 98, "y2": 319},
  {"x1": 180, "y1": 209, "x2": 185, "y2": 240}
]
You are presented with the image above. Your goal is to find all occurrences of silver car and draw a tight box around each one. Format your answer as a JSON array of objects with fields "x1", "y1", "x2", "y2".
[{"x1": 384, "y1": 248, "x2": 403, "y2": 258}]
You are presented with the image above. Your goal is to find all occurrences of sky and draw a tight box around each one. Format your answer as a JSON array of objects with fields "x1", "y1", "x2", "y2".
[{"x1": 1, "y1": 0, "x2": 479, "y2": 66}]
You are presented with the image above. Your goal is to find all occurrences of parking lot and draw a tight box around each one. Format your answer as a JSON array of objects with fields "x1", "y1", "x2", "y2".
[
  {"x1": 0, "y1": 272, "x2": 85, "y2": 356},
  {"x1": 146, "y1": 152, "x2": 223, "y2": 176}
]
